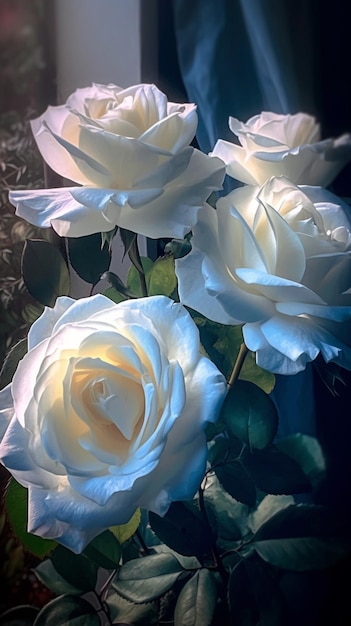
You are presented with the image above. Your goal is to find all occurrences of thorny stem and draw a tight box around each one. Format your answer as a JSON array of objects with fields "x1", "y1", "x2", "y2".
[{"x1": 227, "y1": 342, "x2": 248, "y2": 387}]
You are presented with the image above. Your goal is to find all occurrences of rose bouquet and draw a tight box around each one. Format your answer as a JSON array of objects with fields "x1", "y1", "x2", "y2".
[{"x1": 1, "y1": 83, "x2": 351, "y2": 625}]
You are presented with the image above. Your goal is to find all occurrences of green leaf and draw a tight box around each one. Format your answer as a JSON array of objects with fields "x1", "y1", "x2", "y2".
[
  {"x1": 148, "y1": 255, "x2": 178, "y2": 296},
  {"x1": 83, "y1": 529, "x2": 121, "y2": 569},
  {"x1": 22, "y1": 239, "x2": 70, "y2": 306},
  {"x1": 248, "y1": 494, "x2": 295, "y2": 534},
  {"x1": 102, "y1": 271, "x2": 136, "y2": 298},
  {"x1": 275, "y1": 433, "x2": 326, "y2": 488},
  {"x1": 0, "y1": 605, "x2": 39, "y2": 625},
  {"x1": 67, "y1": 232, "x2": 111, "y2": 285},
  {"x1": 239, "y1": 350, "x2": 276, "y2": 394},
  {"x1": 174, "y1": 569, "x2": 217, "y2": 626},
  {"x1": 126, "y1": 256, "x2": 154, "y2": 296},
  {"x1": 253, "y1": 504, "x2": 351, "y2": 571},
  {"x1": 50, "y1": 545, "x2": 98, "y2": 592},
  {"x1": 153, "y1": 544, "x2": 201, "y2": 570},
  {"x1": 210, "y1": 438, "x2": 256, "y2": 507},
  {"x1": 120, "y1": 228, "x2": 143, "y2": 272},
  {"x1": 0, "y1": 337, "x2": 27, "y2": 390},
  {"x1": 112, "y1": 552, "x2": 184, "y2": 603},
  {"x1": 212, "y1": 325, "x2": 275, "y2": 393},
  {"x1": 149, "y1": 501, "x2": 215, "y2": 560},
  {"x1": 33, "y1": 595, "x2": 100, "y2": 626},
  {"x1": 220, "y1": 381, "x2": 278, "y2": 451},
  {"x1": 5, "y1": 478, "x2": 56, "y2": 557},
  {"x1": 244, "y1": 445, "x2": 311, "y2": 495},
  {"x1": 34, "y1": 559, "x2": 86, "y2": 596},
  {"x1": 110, "y1": 508, "x2": 141, "y2": 544},
  {"x1": 227, "y1": 559, "x2": 259, "y2": 626},
  {"x1": 243, "y1": 553, "x2": 285, "y2": 626},
  {"x1": 164, "y1": 237, "x2": 192, "y2": 259},
  {"x1": 103, "y1": 286, "x2": 128, "y2": 304},
  {"x1": 106, "y1": 591, "x2": 158, "y2": 625},
  {"x1": 203, "y1": 473, "x2": 250, "y2": 541}
]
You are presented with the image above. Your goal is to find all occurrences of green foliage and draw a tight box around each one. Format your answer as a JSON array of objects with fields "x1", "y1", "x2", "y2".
[
  {"x1": 106, "y1": 591, "x2": 159, "y2": 624},
  {"x1": 21, "y1": 238, "x2": 70, "y2": 306},
  {"x1": 192, "y1": 315, "x2": 275, "y2": 392},
  {"x1": 220, "y1": 380, "x2": 278, "y2": 450},
  {"x1": 2, "y1": 227, "x2": 349, "y2": 625},
  {"x1": 5, "y1": 478, "x2": 57, "y2": 557},
  {"x1": 0, "y1": 337, "x2": 27, "y2": 389},
  {"x1": 83, "y1": 530, "x2": 121, "y2": 569},
  {"x1": 50, "y1": 545, "x2": 98, "y2": 592},
  {"x1": 112, "y1": 552, "x2": 185, "y2": 603},
  {"x1": 149, "y1": 501, "x2": 215, "y2": 561},
  {"x1": 110, "y1": 508, "x2": 141, "y2": 544},
  {"x1": 67, "y1": 231, "x2": 112, "y2": 285},
  {"x1": 173, "y1": 569, "x2": 217, "y2": 626},
  {"x1": 33, "y1": 595, "x2": 100, "y2": 626},
  {"x1": 252, "y1": 504, "x2": 351, "y2": 571}
]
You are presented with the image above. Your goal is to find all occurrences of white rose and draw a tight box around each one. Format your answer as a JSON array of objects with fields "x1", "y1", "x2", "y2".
[
  {"x1": 211, "y1": 111, "x2": 351, "y2": 186},
  {"x1": 9, "y1": 83, "x2": 225, "y2": 239},
  {"x1": 0, "y1": 295, "x2": 226, "y2": 553},
  {"x1": 175, "y1": 177, "x2": 351, "y2": 375}
]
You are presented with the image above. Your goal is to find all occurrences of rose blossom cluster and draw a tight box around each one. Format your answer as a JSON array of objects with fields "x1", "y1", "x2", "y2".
[
  {"x1": 177, "y1": 111, "x2": 351, "y2": 374},
  {"x1": 1, "y1": 84, "x2": 351, "y2": 552}
]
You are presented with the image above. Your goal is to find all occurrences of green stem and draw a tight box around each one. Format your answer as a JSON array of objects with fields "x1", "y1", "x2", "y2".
[
  {"x1": 227, "y1": 342, "x2": 248, "y2": 387},
  {"x1": 137, "y1": 266, "x2": 148, "y2": 298}
]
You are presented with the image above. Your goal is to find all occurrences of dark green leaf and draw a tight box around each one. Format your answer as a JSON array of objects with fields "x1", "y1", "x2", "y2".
[
  {"x1": 227, "y1": 560, "x2": 259, "y2": 626},
  {"x1": 174, "y1": 569, "x2": 217, "y2": 626},
  {"x1": 119, "y1": 228, "x2": 143, "y2": 272},
  {"x1": 83, "y1": 529, "x2": 121, "y2": 570},
  {"x1": 0, "y1": 337, "x2": 27, "y2": 390},
  {"x1": 253, "y1": 504, "x2": 351, "y2": 570},
  {"x1": 164, "y1": 238, "x2": 192, "y2": 259},
  {"x1": 67, "y1": 232, "x2": 111, "y2": 285},
  {"x1": 214, "y1": 462, "x2": 256, "y2": 508},
  {"x1": 102, "y1": 271, "x2": 136, "y2": 298},
  {"x1": 103, "y1": 286, "x2": 128, "y2": 304},
  {"x1": 0, "y1": 604, "x2": 39, "y2": 625},
  {"x1": 50, "y1": 545, "x2": 98, "y2": 592},
  {"x1": 276, "y1": 433, "x2": 326, "y2": 488},
  {"x1": 149, "y1": 501, "x2": 215, "y2": 560},
  {"x1": 221, "y1": 381, "x2": 278, "y2": 451},
  {"x1": 245, "y1": 445, "x2": 311, "y2": 495},
  {"x1": 244, "y1": 554, "x2": 285, "y2": 626},
  {"x1": 5, "y1": 478, "x2": 56, "y2": 557},
  {"x1": 106, "y1": 591, "x2": 158, "y2": 625},
  {"x1": 34, "y1": 559, "x2": 85, "y2": 596},
  {"x1": 203, "y1": 474, "x2": 249, "y2": 541},
  {"x1": 209, "y1": 438, "x2": 256, "y2": 507},
  {"x1": 112, "y1": 552, "x2": 184, "y2": 603},
  {"x1": 22, "y1": 239, "x2": 70, "y2": 306},
  {"x1": 33, "y1": 595, "x2": 99, "y2": 626}
]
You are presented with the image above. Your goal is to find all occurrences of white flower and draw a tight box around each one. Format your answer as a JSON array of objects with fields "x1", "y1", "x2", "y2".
[
  {"x1": 0, "y1": 294, "x2": 226, "y2": 553},
  {"x1": 9, "y1": 83, "x2": 225, "y2": 239},
  {"x1": 175, "y1": 177, "x2": 351, "y2": 375},
  {"x1": 211, "y1": 112, "x2": 351, "y2": 186}
]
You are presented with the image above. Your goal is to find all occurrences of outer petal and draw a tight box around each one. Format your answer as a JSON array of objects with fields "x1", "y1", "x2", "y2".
[
  {"x1": 31, "y1": 107, "x2": 91, "y2": 185},
  {"x1": 243, "y1": 315, "x2": 351, "y2": 375}
]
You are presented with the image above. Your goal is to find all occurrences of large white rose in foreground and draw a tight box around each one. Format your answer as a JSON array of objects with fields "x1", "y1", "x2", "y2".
[
  {"x1": 9, "y1": 83, "x2": 225, "y2": 239},
  {"x1": 175, "y1": 177, "x2": 351, "y2": 375},
  {"x1": 0, "y1": 295, "x2": 226, "y2": 553},
  {"x1": 211, "y1": 111, "x2": 351, "y2": 187}
]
